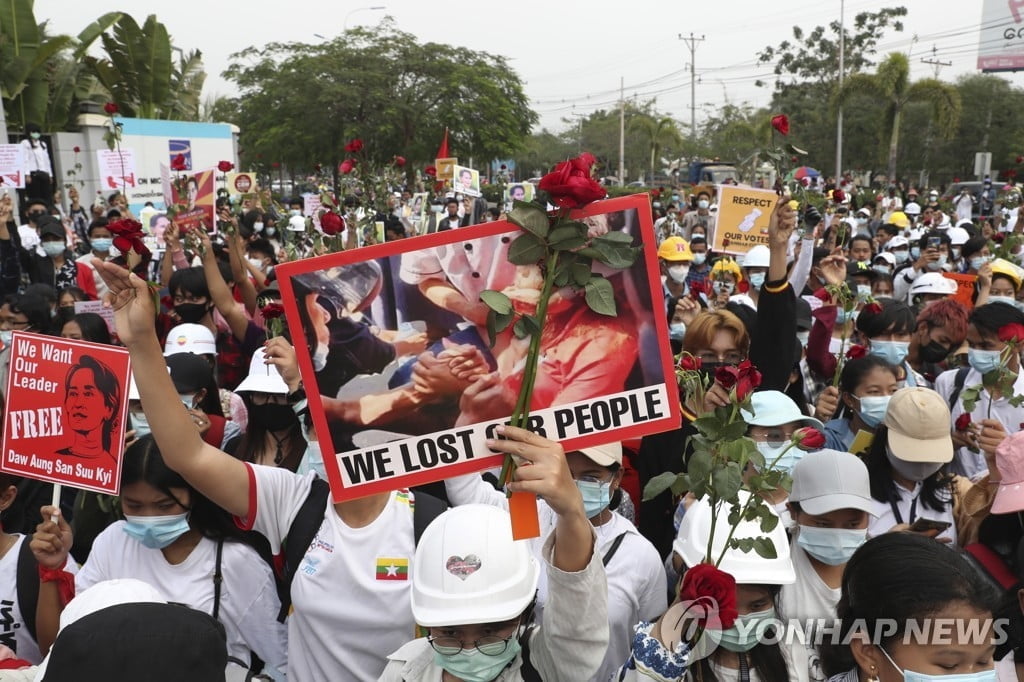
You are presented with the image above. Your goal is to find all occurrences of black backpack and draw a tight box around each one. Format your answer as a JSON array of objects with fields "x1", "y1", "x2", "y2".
[
  {"x1": 16, "y1": 537, "x2": 39, "y2": 644},
  {"x1": 276, "y1": 478, "x2": 446, "y2": 622}
]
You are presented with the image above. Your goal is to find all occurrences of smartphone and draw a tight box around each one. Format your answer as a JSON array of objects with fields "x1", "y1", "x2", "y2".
[
  {"x1": 927, "y1": 236, "x2": 941, "y2": 249},
  {"x1": 909, "y1": 518, "x2": 951, "y2": 534}
]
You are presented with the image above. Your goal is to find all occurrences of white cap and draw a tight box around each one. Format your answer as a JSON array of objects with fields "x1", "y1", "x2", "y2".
[
  {"x1": 904, "y1": 201, "x2": 922, "y2": 216},
  {"x1": 910, "y1": 272, "x2": 958, "y2": 296},
  {"x1": 856, "y1": 207, "x2": 871, "y2": 217},
  {"x1": 576, "y1": 442, "x2": 622, "y2": 466},
  {"x1": 873, "y1": 252, "x2": 896, "y2": 266},
  {"x1": 886, "y1": 236, "x2": 909, "y2": 250},
  {"x1": 163, "y1": 324, "x2": 216, "y2": 356},
  {"x1": 234, "y1": 348, "x2": 289, "y2": 394},
  {"x1": 288, "y1": 215, "x2": 307, "y2": 231},
  {"x1": 906, "y1": 228, "x2": 924, "y2": 241},
  {"x1": 789, "y1": 450, "x2": 876, "y2": 516},
  {"x1": 742, "y1": 244, "x2": 770, "y2": 268},
  {"x1": 947, "y1": 227, "x2": 971, "y2": 246}
]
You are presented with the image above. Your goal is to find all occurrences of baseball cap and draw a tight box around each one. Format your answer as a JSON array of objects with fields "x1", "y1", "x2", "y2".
[
  {"x1": 789, "y1": 449, "x2": 876, "y2": 516},
  {"x1": 992, "y1": 431, "x2": 1024, "y2": 513},
  {"x1": 166, "y1": 352, "x2": 213, "y2": 394},
  {"x1": 904, "y1": 202, "x2": 921, "y2": 216},
  {"x1": 741, "y1": 390, "x2": 823, "y2": 431},
  {"x1": 856, "y1": 207, "x2": 871, "y2": 217},
  {"x1": 883, "y1": 388, "x2": 953, "y2": 463},
  {"x1": 576, "y1": 442, "x2": 623, "y2": 466},
  {"x1": 163, "y1": 323, "x2": 217, "y2": 356},
  {"x1": 38, "y1": 216, "x2": 65, "y2": 240},
  {"x1": 657, "y1": 237, "x2": 692, "y2": 262},
  {"x1": 947, "y1": 227, "x2": 971, "y2": 246},
  {"x1": 886, "y1": 236, "x2": 909, "y2": 250},
  {"x1": 873, "y1": 252, "x2": 896, "y2": 267},
  {"x1": 909, "y1": 273, "x2": 958, "y2": 297},
  {"x1": 235, "y1": 347, "x2": 289, "y2": 395}
]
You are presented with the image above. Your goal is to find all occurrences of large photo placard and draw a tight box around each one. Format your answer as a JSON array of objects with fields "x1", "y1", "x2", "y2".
[{"x1": 276, "y1": 194, "x2": 681, "y2": 501}]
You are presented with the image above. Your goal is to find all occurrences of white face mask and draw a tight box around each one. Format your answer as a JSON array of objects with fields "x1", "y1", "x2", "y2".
[
  {"x1": 713, "y1": 280, "x2": 735, "y2": 295},
  {"x1": 698, "y1": 200, "x2": 710, "y2": 210},
  {"x1": 253, "y1": 221, "x2": 264, "y2": 233},
  {"x1": 667, "y1": 264, "x2": 689, "y2": 283},
  {"x1": 312, "y1": 343, "x2": 330, "y2": 372},
  {"x1": 247, "y1": 257, "x2": 265, "y2": 271}
]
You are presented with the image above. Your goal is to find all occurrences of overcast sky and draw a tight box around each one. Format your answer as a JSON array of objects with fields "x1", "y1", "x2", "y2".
[{"x1": 40, "y1": 0, "x2": 1020, "y2": 134}]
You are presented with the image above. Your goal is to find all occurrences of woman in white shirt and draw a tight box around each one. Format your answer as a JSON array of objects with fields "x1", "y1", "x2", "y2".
[{"x1": 19, "y1": 123, "x2": 52, "y2": 205}]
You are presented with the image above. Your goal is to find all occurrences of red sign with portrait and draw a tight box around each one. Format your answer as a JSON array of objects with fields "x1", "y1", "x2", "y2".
[{"x1": 1, "y1": 333, "x2": 131, "y2": 495}]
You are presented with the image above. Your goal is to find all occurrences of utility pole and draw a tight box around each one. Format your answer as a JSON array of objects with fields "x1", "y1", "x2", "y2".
[
  {"x1": 618, "y1": 77, "x2": 625, "y2": 186},
  {"x1": 570, "y1": 112, "x2": 586, "y2": 153},
  {"x1": 835, "y1": 0, "x2": 845, "y2": 183},
  {"x1": 921, "y1": 45, "x2": 951, "y2": 78},
  {"x1": 679, "y1": 33, "x2": 705, "y2": 142}
]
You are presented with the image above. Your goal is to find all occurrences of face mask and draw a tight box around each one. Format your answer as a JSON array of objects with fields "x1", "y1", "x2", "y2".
[
  {"x1": 174, "y1": 302, "x2": 209, "y2": 324},
  {"x1": 265, "y1": 227, "x2": 276, "y2": 237},
  {"x1": 873, "y1": 265, "x2": 892, "y2": 275},
  {"x1": 132, "y1": 411, "x2": 152, "y2": 439},
  {"x1": 0, "y1": 330, "x2": 11, "y2": 347},
  {"x1": 910, "y1": 246, "x2": 921, "y2": 260},
  {"x1": 713, "y1": 280, "x2": 735, "y2": 295},
  {"x1": 297, "y1": 441, "x2": 326, "y2": 478},
  {"x1": 653, "y1": 201, "x2": 662, "y2": 209},
  {"x1": 796, "y1": 331, "x2": 810, "y2": 346},
  {"x1": 989, "y1": 295, "x2": 1021, "y2": 310},
  {"x1": 892, "y1": 249, "x2": 910, "y2": 264},
  {"x1": 433, "y1": 637, "x2": 522, "y2": 682},
  {"x1": 30, "y1": 132, "x2": 40, "y2": 140},
  {"x1": 253, "y1": 221, "x2": 264, "y2": 233},
  {"x1": 247, "y1": 257, "x2": 265, "y2": 271},
  {"x1": 926, "y1": 255, "x2": 948, "y2": 271},
  {"x1": 880, "y1": 646, "x2": 996, "y2": 682},
  {"x1": 856, "y1": 395, "x2": 891, "y2": 428},
  {"x1": 857, "y1": 217, "x2": 868, "y2": 227},
  {"x1": 672, "y1": 194, "x2": 680, "y2": 202},
  {"x1": 289, "y1": 209, "x2": 301, "y2": 217},
  {"x1": 749, "y1": 273, "x2": 766, "y2": 290},
  {"x1": 312, "y1": 343, "x2": 330, "y2": 372},
  {"x1": 951, "y1": 247, "x2": 962, "y2": 261},
  {"x1": 856, "y1": 284, "x2": 872, "y2": 300},
  {"x1": 756, "y1": 441, "x2": 804, "y2": 473},
  {"x1": 431, "y1": 204, "x2": 443, "y2": 214},
  {"x1": 179, "y1": 393, "x2": 196, "y2": 410},
  {"x1": 669, "y1": 322, "x2": 686, "y2": 342},
  {"x1": 836, "y1": 308, "x2": 858, "y2": 325},
  {"x1": 885, "y1": 447, "x2": 944, "y2": 482},
  {"x1": 970, "y1": 256, "x2": 991, "y2": 271},
  {"x1": 919, "y1": 339, "x2": 949, "y2": 363},
  {"x1": 576, "y1": 479, "x2": 611, "y2": 518},
  {"x1": 869, "y1": 340, "x2": 910, "y2": 367},
  {"x1": 698, "y1": 200, "x2": 710, "y2": 210},
  {"x1": 667, "y1": 264, "x2": 689, "y2": 283},
  {"x1": 718, "y1": 608, "x2": 776, "y2": 653},
  {"x1": 797, "y1": 526, "x2": 866, "y2": 565},
  {"x1": 691, "y1": 252, "x2": 706, "y2": 266},
  {"x1": 248, "y1": 402, "x2": 296, "y2": 431},
  {"x1": 42, "y1": 241, "x2": 65, "y2": 257},
  {"x1": 968, "y1": 348, "x2": 1003, "y2": 375},
  {"x1": 90, "y1": 237, "x2": 113, "y2": 252},
  {"x1": 122, "y1": 513, "x2": 191, "y2": 550}
]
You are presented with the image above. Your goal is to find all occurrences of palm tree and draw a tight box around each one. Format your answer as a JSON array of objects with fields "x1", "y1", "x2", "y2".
[
  {"x1": 630, "y1": 115, "x2": 683, "y2": 183},
  {"x1": 837, "y1": 52, "x2": 960, "y2": 180}
]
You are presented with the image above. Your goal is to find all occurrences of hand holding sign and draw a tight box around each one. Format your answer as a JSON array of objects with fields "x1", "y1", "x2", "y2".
[{"x1": 30, "y1": 506, "x2": 72, "y2": 570}]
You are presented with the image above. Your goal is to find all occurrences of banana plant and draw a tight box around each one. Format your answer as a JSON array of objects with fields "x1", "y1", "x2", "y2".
[{"x1": 0, "y1": 0, "x2": 72, "y2": 129}]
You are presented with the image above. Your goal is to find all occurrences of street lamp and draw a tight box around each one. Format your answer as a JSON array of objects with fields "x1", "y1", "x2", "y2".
[{"x1": 344, "y1": 5, "x2": 386, "y2": 29}]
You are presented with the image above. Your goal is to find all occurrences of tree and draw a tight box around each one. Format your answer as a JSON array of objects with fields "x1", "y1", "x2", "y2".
[
  {"x1": 219, "y1": 20, "x2": 536, "y2": 188},
  {"x1": 837, "y1": 52, "x2": 961, "y2": 180},
  {"x1": 629, "y1": 115, "x2": 683, "y2": 182}
]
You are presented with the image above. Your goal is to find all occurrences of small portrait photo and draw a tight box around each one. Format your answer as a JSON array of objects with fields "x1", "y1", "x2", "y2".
[{"x1": 452, "y1": 165, "x2": 481, "y2": 197}]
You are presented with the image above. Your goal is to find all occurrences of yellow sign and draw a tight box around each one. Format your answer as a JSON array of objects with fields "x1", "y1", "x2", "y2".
[
  {"x1": 710, "y1": 185, "x2": 776, "y2": 256},
  {"x1": 435, "y1": 157, "x2": 458, "y2": 180}
]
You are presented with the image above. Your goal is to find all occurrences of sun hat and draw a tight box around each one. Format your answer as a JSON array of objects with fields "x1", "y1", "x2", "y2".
[
  {"x1": 741, "y1": 390, "x2": 823, "y2": 431},
  {"x1": 234, "y1": 347, "x2": 289, "y2": 395},
  {"x1": 992, "y1": 431, "x2": 1024, "y2": 514}
]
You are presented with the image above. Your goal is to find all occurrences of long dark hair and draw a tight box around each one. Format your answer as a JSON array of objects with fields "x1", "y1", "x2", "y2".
[
  {"x1": 864, "y1": 424, "x2": 952, "y2": 513},
  {"x1": 64, "y1": 313, "x2": 112, "y2": 345},
  {"x1": 834, "y1": 355, "x2": 898, "y2": 421},
  {"x1": 234, "y1": 394, "x2": 305, "y2": 471},
  {"x1": 695, "y1": 584, "x2": 790, "y2": 682},
  {"x1": 821, "y1": 533, "x2": 1000, "y2": 677}
]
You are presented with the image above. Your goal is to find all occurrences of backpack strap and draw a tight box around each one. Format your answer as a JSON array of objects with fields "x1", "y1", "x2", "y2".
[
  {"x1": 412, "y1": 490, "x2": 447, "y2": 544},
  {"x1": 519, "y1": 625, "x2": 542, "y2": 682},
  {"x1": 948, "y1": 366, "x2": 971, "y2": 410},
  {"x1": 212, "y1": 538, "x2": 224, "y2": 621},
  {"x1": 276, "y1": 477, "x2": 331, "y2": 623},
  {"x1": 16, "y1": 536, "x2": 38, "y2": 642},
  {"x1": 602, "y1": 531, "x2": 629, "y2": 567}
]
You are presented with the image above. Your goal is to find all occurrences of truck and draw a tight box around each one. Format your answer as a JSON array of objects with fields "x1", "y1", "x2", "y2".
[{"x1": 687, "y1": 160, "x2": 740, "y2": 185}]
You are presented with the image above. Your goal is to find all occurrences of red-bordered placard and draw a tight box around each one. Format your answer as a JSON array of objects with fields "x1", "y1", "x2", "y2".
[
  {"x1": 275, "y1": 193, "x2": 681, "y2": 502},
  {"x1": 2, "y1": 332, "x2": 131, "y2": 495}
]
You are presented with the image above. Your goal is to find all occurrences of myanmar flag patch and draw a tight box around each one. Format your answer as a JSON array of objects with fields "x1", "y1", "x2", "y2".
[{"x1": 376, "y1": 557, "x2": 409, "y2": 581}]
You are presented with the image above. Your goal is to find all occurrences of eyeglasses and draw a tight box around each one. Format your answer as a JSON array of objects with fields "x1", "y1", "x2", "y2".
[{"x1": 427, "y1": 623, "x2": 520, "y2": 656}]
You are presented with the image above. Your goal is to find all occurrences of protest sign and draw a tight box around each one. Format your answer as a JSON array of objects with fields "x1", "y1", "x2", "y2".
[
  {"x1": 711, "y1": 185, "x2": 777, "y2": 256},
  {"x1": 1, "y1": 333, "x2": 130, "y2": 495},
  {"x1": 435, "y1": 157, "x2": 457, "y2": 181},
  {"x1": 452, "y1": 165, "x2": 481, "y2": 197},
  {"x1": 303, "y1": 193, "x2": 324, "y2": 230},
  {"x1": 275, "y1": 194, "x2": 680, "y2": 502},
  {"x1": 225, "y1": 172, "x2": 257, "y2": 196},
  {"x1": 73, "y1": 300, "x2": 116, "y2": 334},
  {"x1": 407, "y1": 192, "x2": 428, "y2": 231},
  {"x1": 166, "y1": 168, "x2": 216, "y2": 233},
  {"x1": 943, "y1": 272, "x2": 977, "y2": 310},
  {"x1": 504, "y1": 182, "x2": 534, "y2": 209},
  {"x1": 0, "y1": 145, "x2": 26, "y2": 188},
  {"x1": 96, "y1": 148, "x2": 137, "y2": 195}
]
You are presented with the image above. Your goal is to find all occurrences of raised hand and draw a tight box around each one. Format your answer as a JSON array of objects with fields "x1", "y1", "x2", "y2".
[{"x1": 93, "y1": 260, "x2": 157, "y2": 345}]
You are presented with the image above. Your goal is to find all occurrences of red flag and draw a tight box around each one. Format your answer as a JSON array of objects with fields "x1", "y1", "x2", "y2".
[{"x1": 436, "y1": 128, "x2": 450, "y2": 159}]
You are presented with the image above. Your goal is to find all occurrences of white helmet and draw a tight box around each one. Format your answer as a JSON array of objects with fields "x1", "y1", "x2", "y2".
[
  {"x1": 673, "y1": 491, "x2": 794, "y2": 584},
  {"x1": 411, "y1": 505, "x2": 540, "y2": 627},
  {"x1": 163, "y1": 323, "x2": 216, "y2": 356},
  {"x1": 742, "y1": 245, "x2": 770, "y2": 269},
  {"x1": 287, "y1": 214, "x2": 307, "y2": 231}
]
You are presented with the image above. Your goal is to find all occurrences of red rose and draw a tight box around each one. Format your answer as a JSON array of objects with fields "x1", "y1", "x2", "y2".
[
  {"x1": 955, "y1": 413, "x2": 972, "y2": 432},
  {"x1": 735, "y1": 360, "x2": 762, "y2": 401},
  {"x1": 320, "y1": 211, "x2": 345, "y2": 235},
  {"x1": 770, "y1": 114, "x2": 789, "y2": 136},
  {"x1": 953, "y1": 177, "x2": 960, "y2": 183},
  {"x1": 394, "y1": 155, "x2": 407, "y2": 167},
  {"x1": 678, "y1": 354, "x2": 702, "y2": 372},
  {"x1": 833, "y1": 189, "x2": 846, "y2": 204},
  {"x1": 500, "y1": 164, "x2": 507, "y2": 170},
  {"x1": 863, "y1": 302, "x2": 883, "y2": 315},
  {"x1": 107, "y1": 218, "x2": 150, "y2": 258},
  {"x1": 272, "y1": 161, "x2": 281, "y2": 168},
  {"x1": 678, "y1": 563, "x2": 738, "y2": 630},
  {"x1": 998, "y1": 323, "x2": 1024, "y2": 344},
  {"x1": 538, "y1": 153, "x2": 606, "y2": 209},
  {"x1": 715, "y1": 365, "x2": 739, "y2": 390},
  {"x1": 793, "y1": 426, "x2": 826, "y2": 451},
  {"x1": 800, "y1": 177, "x2": 811, "y2": 187},
  {"x1": 170, "y1": 154, "x2": 187, "y2": 172},
  {"x1": 73, "y1": 146, "x2": 81, "y2": 153},
  {"x1": 339, "y1": 159, "x2": 356, "y2": 175},
  {"x1": 846, "y1": 344, "x2": 868, "y2": 360},
  {"x1": 217, "y1": 160, "x2": 234, "y2": 173},
  {"x1": 260, "y1": 302, "x2": 286, "y2": 320},
  {"x1": 344, "y1": 138, "x2": 364, "y2": 153},
  {"x1": 790, "y1": 155, "x2": 798, "y2": 162},
  {"x1": 722, "y1": 237, "x2": 731, "y2": 247},
  {"x1": 994, "y1": 232, "x2": 1006, "y2": 243},
  {"x1": 424, "y1": 165, "x2": 437, "y2": 177},
  {"x1": 103, "y1": 102, "x2": 119, "y2": 115}
]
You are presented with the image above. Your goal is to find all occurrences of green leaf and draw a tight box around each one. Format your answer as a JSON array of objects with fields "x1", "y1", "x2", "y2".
[
  {"x1": 752, "y1": 536, "x2": 778, "y2": 559},
  {"x1": 670, "y1": 474, "x2": 691, "y2": 497},
  {"x1": 588, "y1": 239, "x2": 640, "y2": 269},
  {"x1": 507, "y1": 232, "x2": 547, "y2": 266},
  {"x1": 594, "y1": 230, "x2": 635, "y2": 245},
  {"x1": 552, "y1": 252, "x2": 576, "y2": 287},
  {"x1": 719, "y1": 420, "x2": 749, "y2": 442},
  {"x1": 759, "y1": 511, "x2": 780, "y2": 533},
  {"x1": 508, "y1": 202, "x2": 550, "y2": 239},
  {"x1": 479, "y1": 290, "x2": 513, "y2": 315},
  {"x1": 320, "y1": 192, "x2": 335, "y2": 208},
  {"x1": 518, "y1": 313, "x2": 541, "y2": 336},
  {"x1": 688, "y1": 450, "x2": 714, "y2": 490},
  {"x1": 513, "y1": 317, "x2": 531, "y2": 339},
  {"x1": 485, "y1": 309, "x2": 515, "y2": 348},
  {"x1": 548, "y1": 224, "x2": 585, "y2": 245},
  {"x1": 711, "y1": 462, "x2": 742, "y2": 500},
  {"x1": 643, "y1": 471, "x2": 680, "y2": 501},
  {"x1": 584, "y1": 276, "x2": 616, "y2": 316},
  {"x1": 691, "y1": 416, "x2": 722, "y2": 441},
  {"x1": 571, "y1": 260, "x2": 592, "y2": 288}
]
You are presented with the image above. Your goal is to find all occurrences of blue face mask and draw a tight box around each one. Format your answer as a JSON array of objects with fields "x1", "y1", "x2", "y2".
[
  {"x1": 970, "y1": 256, "x2": 991, "y2": 271},
  {"x1": 927, "y1": 255, "x2": 948, "y2": 271},
  {"x1": 836, "y1": 308, "x2": 858, "y2": 325},
  {"x1": 122, "y1": 513, "x2": 191, "y2": 549},
  {"x1": 297, "y1": 441, "x2": 326, "y2": 479},
  {"x1": 576, "y1": 479, "x2": 611, "y2": 519},
  {"x1": 748, "y1": 273, "x2": 766, "y2": 290},
  {"x1": 756, "y1": 441, "x2": 804, "y2": 473},
  {"x1": 718, "y1": 608, "x2": 776, "y2": 652},
  {"x1": 131, "y1": 411, "x2": 152, "y2": 439},
  {"x1": 90, "y1": 237, "x2": 113, "y2": 252},
  {"x1": 856, "y1": 395, "x2": 891, "y2": 428},
  {"x1": 968, "y1": 348, "x2": 1003, "y2": 375},
  {"x1": 880, "y1": 645, "x2": 996, "y2": 682},
  {"x1": 669, "y1": 322, "x2": 686, "y2": 342},
  {"x1": 892, "y1": 250, "x2": 910, "y2": 264},
  {"x1": 910, "y1": 246, "x2": 921, "y2": 260},
  {"x1": 433, "y1": 637, "x2": 522, "y2": 682},
  {"x1": 869, "y1": 340, "x2": 910, "y2": 367},
  {"x1": 797, "y1": 526, "x2": 867, "y2": 565},
  {"x1": 989, "y1": 295, "x2": 1021, "y2": 310},
  {"x1": 691, "y1": 252, "x2": 707, "y2": 266}
]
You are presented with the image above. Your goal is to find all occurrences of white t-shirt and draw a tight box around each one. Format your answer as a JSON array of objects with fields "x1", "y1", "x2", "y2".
[
  {"x1": 0, "y1": 536, "x2": 42, "y2": 663},
  {"x1": 76, "y1": 521, "x2": 287, "y2": 672},
  {"x1": 19, "y1": 139, "x2": 51, "y2": 175},
  {"x1": 237, "y1": 464, "x2": 418, "y2": 682},
  {"x1": 866, "y1": 480, "x2": 957, "y2": 545},
  {"x1": 779, "y1": 539, "x2": 841, "y2": 682}
]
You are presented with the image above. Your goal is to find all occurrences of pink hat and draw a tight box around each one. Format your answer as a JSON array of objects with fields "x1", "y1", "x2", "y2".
[{"x1": 991, "y1": 431, "x2": 1024, "y2": 514}]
